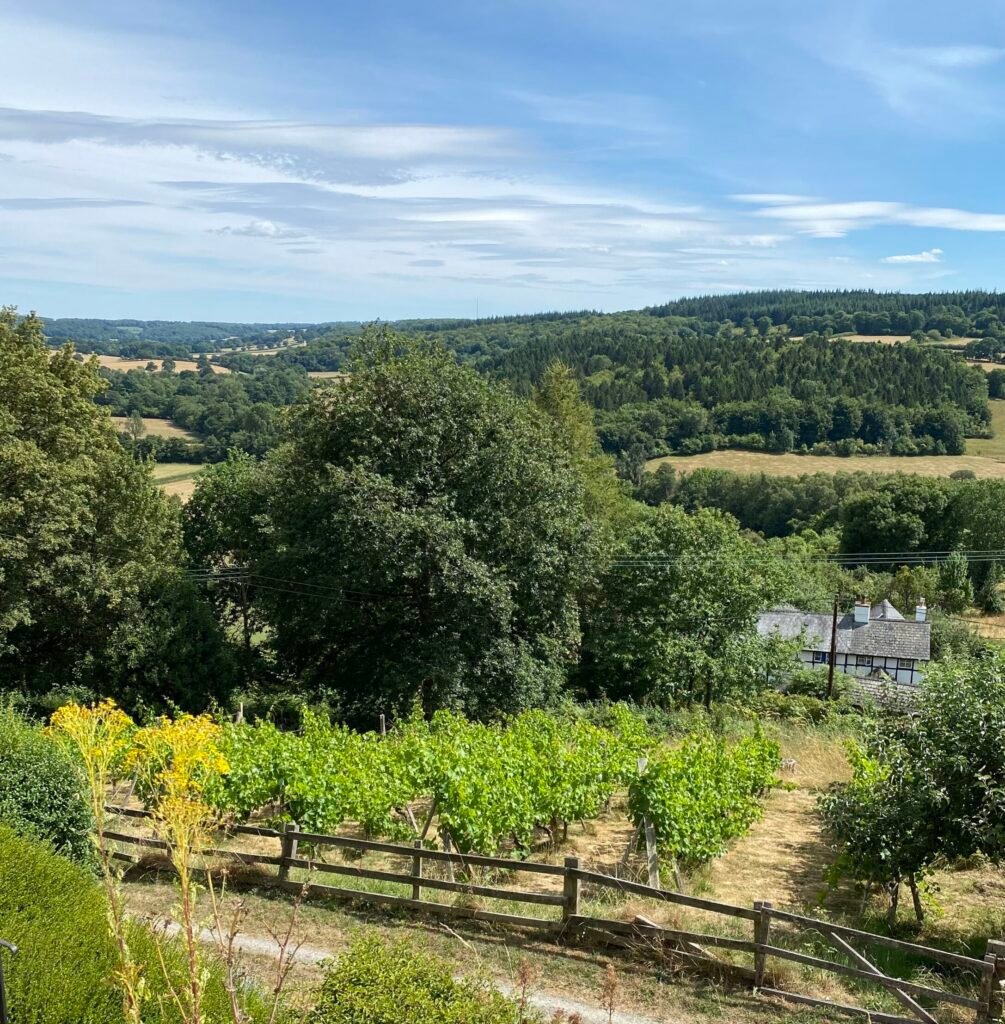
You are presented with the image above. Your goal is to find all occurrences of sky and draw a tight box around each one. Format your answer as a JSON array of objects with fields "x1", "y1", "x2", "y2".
[{"x1": 2, "y1": 0, "x2": 1005, "y2": 321}]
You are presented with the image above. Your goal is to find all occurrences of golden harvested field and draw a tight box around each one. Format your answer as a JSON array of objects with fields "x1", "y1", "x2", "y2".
[
  {"x1": 307, "y1": 370, "x2": 348, "y2": 380},
  {"x1": 647, "y1": 401, "x2": 1005, "y2": 479},
  {"x1": 110, "y1": 416, "x2": 199, "y2": 440},
  {"x1": 89, "y1": 354, "x2": 231, "y2": 374},
  {"x1": 969, "y1": 360, "x2": 1005, "y2": 372},
  {"x1": 648, "y1": 450, "x2": 1005, "y2": 479},
  {"x1": 149, "y1": 462, "x2": 204, "y2": 501}
]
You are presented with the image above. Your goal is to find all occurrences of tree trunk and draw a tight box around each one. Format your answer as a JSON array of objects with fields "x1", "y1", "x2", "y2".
[
  {"x1": 908, "y1": 874, "x2": 924, "y2": 923},
  {"x1": 886, "y1": 880, "x2": 900, "y2": 927}
]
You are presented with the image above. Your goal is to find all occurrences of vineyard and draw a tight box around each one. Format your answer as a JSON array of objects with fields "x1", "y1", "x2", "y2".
[{"x1": 104, "y1": 704, "x2": 780, "y2": 868}]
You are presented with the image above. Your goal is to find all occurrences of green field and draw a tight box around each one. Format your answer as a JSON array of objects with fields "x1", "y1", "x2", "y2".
[
  {"x1": 149, "y1": 462, "x2": 205, "y2": 500},
  {"x1": 647, "y1": 401, "x2": 1005, "y2": 479}
]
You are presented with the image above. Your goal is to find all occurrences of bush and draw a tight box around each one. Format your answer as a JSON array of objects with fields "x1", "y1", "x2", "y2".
[
  {"x1": 308, "y1": 935, "x2": 538, "y2": 1024},
  {"x1": 0, "y1": 826, "x2": 275, "y2": 1023},
  {"x1": 0, "y1": 703, "x2": 92, "y2": 862}
]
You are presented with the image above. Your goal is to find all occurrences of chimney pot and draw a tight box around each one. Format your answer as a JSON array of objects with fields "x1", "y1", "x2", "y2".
[
  {"x1": 916, "y1": 598, "x2": 927, "y2": 623},
  {"x1": 854, "y1": 597, "x2": 870, "y2": 624}
]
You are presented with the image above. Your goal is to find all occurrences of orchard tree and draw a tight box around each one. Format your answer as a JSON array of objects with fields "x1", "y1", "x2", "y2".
[
  {"x1": 821, "y1": 654, "x2": 1005, "y2": 923},
  {"x1": 188, "y1": 330, "x2": 599, "y2": 722},
  {"x1": 580, "y1": 505, "x2": 786, "y2": 707}
]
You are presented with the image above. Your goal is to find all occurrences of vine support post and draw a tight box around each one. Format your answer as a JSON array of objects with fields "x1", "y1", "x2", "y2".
[
  {"x1": 563, "y1": 856, "x2": 581, "y2": 923},
  {"x1": 411, "y1": 840, "x2": 423, "y2": 902},
  {"x1": 753, "y1": 900, "x2": 772, "y2": 990},
  {"x1": 278, "y1": 822, "x2": 299, "y2": 884}
]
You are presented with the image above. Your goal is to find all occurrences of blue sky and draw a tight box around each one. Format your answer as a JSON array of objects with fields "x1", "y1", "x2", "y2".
[{"x1": 2, "y1": 0, "x2": 1005, "y2": 321}]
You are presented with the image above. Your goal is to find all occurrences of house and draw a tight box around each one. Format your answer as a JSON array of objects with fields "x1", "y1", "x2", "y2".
[{"x1": 756, "y1": 598, "x2": 931, "y2": 687}]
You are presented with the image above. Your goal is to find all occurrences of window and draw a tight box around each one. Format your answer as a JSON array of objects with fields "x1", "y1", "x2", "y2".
[
  {"x1": 897, "y1": 658, "x2": 914, "y2": 670},
  {"x1": 855, "y1": 655, "x2": 873, "y2": 668},
  {"x1": 812, "y1": 651, "x2": 829, "y2": 665}
]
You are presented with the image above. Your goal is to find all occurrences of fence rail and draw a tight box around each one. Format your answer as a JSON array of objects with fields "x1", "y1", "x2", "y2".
[{"x1": 103, "y1": 805, "x2": 1005, "y2": 1023}]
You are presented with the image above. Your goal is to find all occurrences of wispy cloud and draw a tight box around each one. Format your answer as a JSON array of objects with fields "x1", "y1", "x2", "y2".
[
  {"x1": 882, "y1": 247, "x2": 943, "y2": 264},
  {"x1": 902, "y1": 45, "x2": 1005, "y2": 70},
  {"x1": 746, "y1": 197, "x2": 1005, "y2": 237}
]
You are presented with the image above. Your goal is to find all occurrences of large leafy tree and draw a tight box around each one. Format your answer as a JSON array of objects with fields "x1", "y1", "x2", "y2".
[
  {"x1": 187, "y1": 330, "x2": 599, "y2": 721},
  {"x1": 579, "y1": 505, "x2": 787, "y2": 707},
  {"x1": 0, "y1": 308, "x2": 233, "y2": 709}
]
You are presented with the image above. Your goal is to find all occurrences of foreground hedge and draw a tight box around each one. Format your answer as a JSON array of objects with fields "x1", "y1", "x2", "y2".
[
  {"x1": 0, "y1": 703, "x2": 92, "y2": 862},
  {"x1": 0, "y1": 826, "x2": 272, "y2": 1024}
]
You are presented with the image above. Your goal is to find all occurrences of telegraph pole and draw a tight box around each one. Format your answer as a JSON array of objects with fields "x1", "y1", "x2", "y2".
[{"x1": 826, "y1": 593, "x2": 839, "y2": 700}]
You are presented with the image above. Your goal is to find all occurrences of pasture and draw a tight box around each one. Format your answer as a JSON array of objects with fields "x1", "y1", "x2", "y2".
[
  {"x1": 149, "y1": 462, "x2": 204, "y2": 500},
  {"x1": 110, "y1": 416, "x2": 199, "y2": 440},
  {"x1": 88, "y1": 354, "x2": 231, "y2": 374},
  {"x1": 646, "y1": 402, "x2": 1005, "y2": 479},
  {"x1": 647, "y1": 449, "x2": 1005, "y2": 479}
]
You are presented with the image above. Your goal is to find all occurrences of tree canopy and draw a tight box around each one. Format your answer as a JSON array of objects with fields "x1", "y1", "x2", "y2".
[
  {"x1": 0, "y1": 308, "x2": 232, "y2": 710},
  {"x1": 186, "y1": 331, "x2": 601, "y2": 722}
]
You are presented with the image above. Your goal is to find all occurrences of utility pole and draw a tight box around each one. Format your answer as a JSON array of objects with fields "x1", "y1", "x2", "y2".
[{"x1": 826, "y1": 593, "x2": 839, "y2": 700}]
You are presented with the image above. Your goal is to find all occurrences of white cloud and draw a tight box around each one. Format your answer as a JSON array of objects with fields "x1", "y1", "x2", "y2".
[
  {"x1": 732, "y1": 193, "x2": 817, "y2": 205},
  {"x1": 882, "y1": 248, "x2": 943, "y2": 264},
  {"x1": 749, "y1": 196, "x2": 1005, "y2": 237}
]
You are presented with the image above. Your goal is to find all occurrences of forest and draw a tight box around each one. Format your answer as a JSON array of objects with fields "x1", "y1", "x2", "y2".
[{"x1": 646, "y1": 288, "x2": 1005, "y2": 337}]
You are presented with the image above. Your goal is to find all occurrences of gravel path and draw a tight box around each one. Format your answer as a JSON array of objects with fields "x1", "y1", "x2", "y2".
[{"x1": 155, "y1": 920, "x2": 672, "y2": 1024}]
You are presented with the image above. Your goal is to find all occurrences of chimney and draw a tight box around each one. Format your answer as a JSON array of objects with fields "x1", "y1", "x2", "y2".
[
  {"x1": 916, "y1": 599, "x2": 927, "y2": 623},
  {"x1": 854, "y1": 597, "x2": 870, "y2": 624}
]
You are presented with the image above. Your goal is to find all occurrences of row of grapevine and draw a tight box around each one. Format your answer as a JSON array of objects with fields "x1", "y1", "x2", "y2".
[
  {"x1": 627, "y1": 731, "x2": 780, "y2": 866},
  {"x1": 205, "y1": 705, "x2": 655, "y2": 855}
]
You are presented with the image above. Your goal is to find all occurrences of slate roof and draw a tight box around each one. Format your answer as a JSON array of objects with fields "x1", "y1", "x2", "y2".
[{"x1": 756, "y1": 603, "x2": 930, "y2": 661}]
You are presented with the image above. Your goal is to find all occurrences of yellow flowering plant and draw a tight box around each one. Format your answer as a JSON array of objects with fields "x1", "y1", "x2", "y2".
[
  {"x1": 48, "y1": 700, "x2": 143, "y2": 1024},
  {"x1": 126, "y1": 713, "x2": 230, "y2": 1024}
]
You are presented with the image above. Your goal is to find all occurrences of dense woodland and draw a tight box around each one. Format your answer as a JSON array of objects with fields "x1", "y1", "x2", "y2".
[
  {"x1": 647, "y1": 288, "x2": 1005, "y2": 336},
  {"x1": 93, "y1": 296, "x2": 995, "y2": 464}
]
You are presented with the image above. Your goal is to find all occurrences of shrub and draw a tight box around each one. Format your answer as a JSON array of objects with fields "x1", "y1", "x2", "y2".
[
  {"x1": 308, "y1": 935, "x2": 538, "y2": 1024},
  {"x1": 0, "y1": 826, "x2": 275, "y2": 1023},
  {"x1": 0, "y1": 703, "x2": 92, "y2": 862}
]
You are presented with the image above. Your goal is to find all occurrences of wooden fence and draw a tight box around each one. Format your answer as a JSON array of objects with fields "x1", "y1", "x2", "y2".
[{"x1": 105, "y1": 806, "x2": 1005, "y2": 1024}]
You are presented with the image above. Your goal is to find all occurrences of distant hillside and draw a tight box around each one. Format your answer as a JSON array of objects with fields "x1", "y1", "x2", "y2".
[
  {"x1": 40, "y1": 317, "x2": 357, "y2": 357},
  {"x1": 41, "y1": 291, "x2": 1002, "y2": 461},
  {"x1": 646, "y1": 289, "x2": 1005, "y2": 338}
]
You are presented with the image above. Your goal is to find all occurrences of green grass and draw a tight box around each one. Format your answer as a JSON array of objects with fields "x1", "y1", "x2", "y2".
[
  {"x1": 149, "y1": 462, "x2": 205, "y2": 501},
  {"x1": 966, "y1": 399, "x2": 1005, "y2": 460}
]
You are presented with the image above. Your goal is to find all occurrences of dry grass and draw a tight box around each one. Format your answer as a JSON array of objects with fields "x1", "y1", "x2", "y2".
[
  {"x1": 307, "y1": 370, "x2": 348, "y2": 380},
  {"x1": 90, "y1": 354, "x2": 231, "y2": 373},
  {"x1": 648, "y1": 450, "x2": 1005, "y2": 479},
  {"x1": 110, "y1": 416, "x2": 199, "y2": 440},
  {"x1": 149, "y1": 462, "x2": 204, "y2": 501},
  {"x1": 969, "y1": 360, "x2": 1005, "y2": 372}
]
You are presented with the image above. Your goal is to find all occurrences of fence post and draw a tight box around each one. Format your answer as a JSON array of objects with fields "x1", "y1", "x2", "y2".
[
  {"x1": 753, "y1": 900, "x2": 772, "y2": 990},
  {"x1": 982, "y1": 940, "x2": 1005, "y2": 1023},
  {"x1": 563, "y1": 856, "x2": 581, "y2": 923},
  {"x1": 411, "y1": 839, "x2": 423, "y2": 902},
  {"x1": 278, "y1": 821, "x2": 299, "y2": 884}
]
